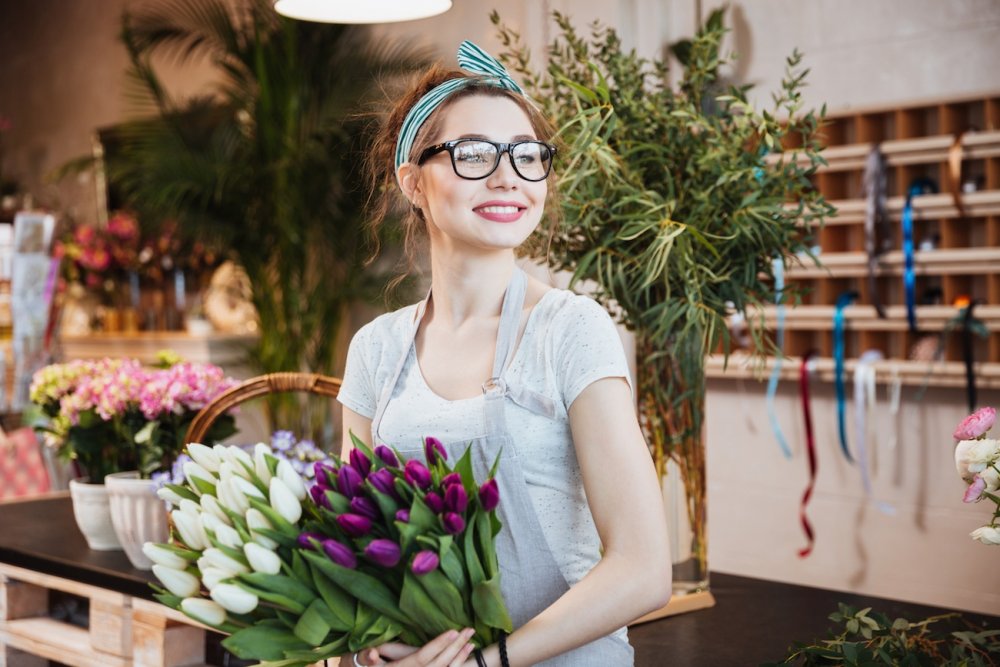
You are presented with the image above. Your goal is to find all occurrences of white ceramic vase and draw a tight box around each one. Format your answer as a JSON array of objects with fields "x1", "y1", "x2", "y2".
[
  {"x1": 68, "y1": 479, "x2": 123, "y2": 551},
  {"x1": 106, "y1": 471, "x2": 169, "y2": 569}
]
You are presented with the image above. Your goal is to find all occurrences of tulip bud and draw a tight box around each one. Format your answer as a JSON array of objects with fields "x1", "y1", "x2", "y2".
[
  {"x1": 200, "y1": 494, "x2": 232, "y2": 525},
  {"x1": 364, "y1": 539, "x2": 402, "y2": 567},
  {"x1": 424, "y1": 436, "x2": 448, "y2": 464},
  {"x1": 479, "y1": 478, "x2": 499, "y2": 512},
  {"x1": 223, "y1": 445, "x2": 254, "y2": 477},
  {"x1": 244, "y1": 542, "x2": 281, "y2": 575},
  {"x1": 411, "y1": 550, "x2": 439, "y2": 576},
  {"x1": 187, "y1": 443, "x2": 221, "y2": 473},
  {"x1": 350, "y1": 448, "x2": 372, "y2": 479},
  {"x1": 181, "y1": 598, "x2": 226, "y2": 627},
  {"x1": 404, "y1": 460, "x2": 431, "y2": 490},
  {"x1": 309, "y1": 484, "x2": 331, "y2": 510},
  {"x1": 444, "y1": 484, "x2": 469, "y2": 514},
  {"x1": 276, "y1": 459, "x2": 307, "y2": 501},
  {"x1": 143, "y1": 542, "x2": 189, "y2": 570},
  {"x1": 152, "y1": 564, "x2": 199, "y2": 597},
  {"x1": 395, "y1": 509, "x2": 410, "y2": 523},
  {"x1": 216, "y1": 478, "x2": 250, "y2": 515},
  {"x1": 179, "y1": 498, "x2": 201, "y2": 518},
  {"x1": 211, "y1": 583, "x2": 259, "y2": 614},
  {"x1": 157, "y1": 486, "x2": 186, "y2": 506},
  {"x1": 442, "y1": 512, "x2": 465, "y2": 535},
  {"x1": 205, "y1": 517, "x2": 242, "y2": 550},
  {"x1": 232, "y1": 476, "x2": 266, "y2": 501},
  {"x1": 338, "y1": 465, "x2": 363, "y2": 498},
  {"x1": 246, "y1": 508, "x2": 278, "y2": 549},
  {"x1": 441, "y1": 472, "x2": 462, "y2": 488},
  {"x1": 374, "y1": 445, "x2": 399, "y2": 468},
  {"x1": 322, "y1": 539, "x2": 357, "y2": 569},
  {"x1": 314, "y1": 461, "x2": 336, "y2": 487},
  {"x1": 424, "y1": 492, "x2": 444, "y2": 514},
  {"x1": 269, "y1": 477, "x2": 303, "y2": 524},
  {"x1": 349, "y1": 495, "x2": 379, "y2": 521},
  {"x1": 202, "y1": 547, "x2": 249, "y2": 577},
  {"x1": 337, "y1": 513, "x2": 372, "y2": 537},
  {"x1": 297, "y1": 531, "x2": 324, "y2": 550},
  {"x1": 183, "y1": 461, "x2": 217, "y2": 492},
  {"x1": 172, "y1": 509, "x2": 209, "y2": 551},
  {"x1": 200, "y1": 566, "x2": 230, "y2": 590},
  {"x1": 253, "y1": 445, "x2": 273, "y2": 485},
  {"x1": 368, "y1": 468, "x2": 399, "y2": 499}
]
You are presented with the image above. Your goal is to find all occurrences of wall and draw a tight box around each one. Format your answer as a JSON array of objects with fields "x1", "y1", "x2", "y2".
[{"x1": 2, "y1": 0, "x2": 1000, "y2": 615}]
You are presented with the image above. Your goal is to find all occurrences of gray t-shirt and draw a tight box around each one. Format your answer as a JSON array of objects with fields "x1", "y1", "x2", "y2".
[{"x1": 338, "y1": 287, "x2": 633, "y2": 590}]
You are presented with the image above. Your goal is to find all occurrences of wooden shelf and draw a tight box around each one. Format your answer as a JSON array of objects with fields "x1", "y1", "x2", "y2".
[
  {"x1": 752, "y1": 304, "x2": 1000, "y2": 331},
  {"x1": 820, "y1": 190, "x2": 1000, "y2": 226},
  {"x1": 786, "y1": 247, "x2": 1000, "y2": 278},
  {"x1": 58, "y1": 332, "x2": 257, "y2": 367}
]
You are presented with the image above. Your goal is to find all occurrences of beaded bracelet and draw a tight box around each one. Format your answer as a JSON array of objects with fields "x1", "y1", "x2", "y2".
[
  {"x1": 473, "y1": 648, "x2": 487, "y2": 667},
  {"x1": 498, "y1": 632, "x2": 510, "y2": 667}
]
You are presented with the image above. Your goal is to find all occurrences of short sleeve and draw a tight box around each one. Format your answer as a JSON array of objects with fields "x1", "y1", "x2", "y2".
[
  {"x1": 553, "y1": 296, "x2": 633, "y2": 409},
  {"x1": 337, "y1": 324, "x2": 377, "y2": 419}
]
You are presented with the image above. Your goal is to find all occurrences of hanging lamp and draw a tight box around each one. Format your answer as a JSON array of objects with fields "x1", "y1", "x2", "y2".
[{"x1": 273, "y1": 0, "x2": 452, "y2": 24}]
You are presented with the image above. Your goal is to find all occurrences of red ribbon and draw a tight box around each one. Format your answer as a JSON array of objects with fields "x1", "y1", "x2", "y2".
[{"x1": 798, "y1": 350, "x2": 818, "y2": 558}]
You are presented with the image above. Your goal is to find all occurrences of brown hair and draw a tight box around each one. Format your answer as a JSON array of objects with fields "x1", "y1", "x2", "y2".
[{"x1": 363, "y1": 64, "x2": 560, "y2": 277}]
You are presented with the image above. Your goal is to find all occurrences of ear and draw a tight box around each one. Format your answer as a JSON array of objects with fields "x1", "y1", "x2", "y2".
[{"x1": 396, "y1": 163, "x2": 423, "y2": 207}]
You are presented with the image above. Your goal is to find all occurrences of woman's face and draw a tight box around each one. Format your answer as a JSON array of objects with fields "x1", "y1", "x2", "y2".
[{"x1": 408, "y1": 94, "x2": 549, "y2": 255}]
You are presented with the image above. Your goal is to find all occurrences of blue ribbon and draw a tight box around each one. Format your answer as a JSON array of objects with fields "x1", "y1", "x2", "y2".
[
  {"x1": 766, "y1": 257, "x2": 791, "y2": 459},
  {"x1": 902, "y1": 192, "x2": 917, "y2": 333},
  {"x1": 834, "y1": 291, "x2": 858, "y2": 463}
]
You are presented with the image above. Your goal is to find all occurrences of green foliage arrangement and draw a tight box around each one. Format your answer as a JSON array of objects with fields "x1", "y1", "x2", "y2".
[
  {"x1": 112, "y1": 0, "x2": 427, "y2": 437},
  {"x1": 765, "y1": 603, "x2": 1000, "y2": 666},
  {"x1": 494, "y1": 9, "x2": 833, "y2": 582}
]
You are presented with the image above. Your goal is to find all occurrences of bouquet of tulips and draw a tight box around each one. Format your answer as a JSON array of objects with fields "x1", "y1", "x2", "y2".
[
  {"x1": 147, "y1": 434, "x2": 512, "y2": 666},
  {"x1": 955, "y1": 406, "x2": 1000, "y2": 545}
]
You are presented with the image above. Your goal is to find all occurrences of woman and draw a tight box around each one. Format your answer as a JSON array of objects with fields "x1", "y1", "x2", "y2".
[{"x1": 338, "y1": 42, "x2": 670, "y2": 667}]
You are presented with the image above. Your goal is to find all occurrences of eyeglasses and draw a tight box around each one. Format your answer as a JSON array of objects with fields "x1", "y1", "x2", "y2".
[{"x1": 417, "y1": 139, "x2": 557, "y2": 182}]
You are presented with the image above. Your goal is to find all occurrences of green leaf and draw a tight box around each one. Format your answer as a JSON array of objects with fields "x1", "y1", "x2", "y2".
[
  {"x1": 310, "y1": 566, "x2": 355, "y2": 631},
  {"x1": 237, "y1": 572, "x2": 316, "y2": 614},
  {"x1": 400, "y1": 572, "x2": 458, "y2": 637},
  {"x1": 414, "y1": 568, "x2": 471, "y2": 627},
  {"x1": 164, "y1": 482, "x2": 199, "y2": 503},
  {"x1": 293, "y1": 599, "x2": 333, "y2": 646},
  {"x1": 463, "y1": 518, "x2": 486, "y2": 587},
  {"x1": 302, "y1": 550, "x2": 409, "y2": 625},
  {"x1": 471, "y1": 576, "x2": 512, "y2": 633},
  {"x1": 440, "y1": 543, "x2": 468, "y2": 592},
  {"x1": 222, "y1": 625, "x2": 312, "y2": 661}
]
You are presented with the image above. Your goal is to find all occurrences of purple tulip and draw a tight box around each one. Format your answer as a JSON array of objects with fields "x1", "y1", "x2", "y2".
[
  {"x1": 424, "y1": 437, "x2": 448, "y2": 464},
  {"x1": 349, "y1": 449, "x2": 372, "y2": 479},
  {"x1": 297, "y1": 531, "x2": 325, "y2": 550},
  {"x1": 411, "y1": 549, "x2": 439, "y2": 575},
  {"x1": 337, "y1": 513, "x2": 372, "y2": 537},
  {"x1": 424, "y1": 491, "x2": 444, "y2": 514},
  {"x1": 395, "y1": 509, "x2": 410, "y2": 523},
  {"x1": 374, "y1": 445, "x2": 399, "y2": 468},
  {"x1": 441, "y1": 472, "x2": 462, "y2": 488},
  {"x1": 309, "y1": 484, "x2": 331, "y2": 509},
  {"x1": 404, "y1": 460, "x2": 432, "y2": 489},
  {"x1": 314, "y1": 461, "x2": 336, "y2": 487},
  {"x1": 479, "y1": 478, "x2": 499, "y2": 512},
  {"x1": 338, "y1": 465, "x2": 363, "y2": 498},
  {"x1": 364, "y1": 539, "x2": 402, "y2": 567},
  {"x1": 445, "y1": 484, "x2": 468, "y2": 514},
  {"x1": 350, "y1": 495, "x2": 380, "y2": 521},
  {"x1": 442, "y1": 512, "x2": 465, "y2": 535},
  {"x1": 369, "y1": 468, "x2": 400, "y2": 500},
  {"x1": 322, "y1": 539, "x2": 357, "y2": 569}
]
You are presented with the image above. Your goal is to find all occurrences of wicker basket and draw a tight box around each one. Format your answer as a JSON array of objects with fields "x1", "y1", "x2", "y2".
[{"x1": 186, "y1": 372, "x2": 342, "y2": 445}]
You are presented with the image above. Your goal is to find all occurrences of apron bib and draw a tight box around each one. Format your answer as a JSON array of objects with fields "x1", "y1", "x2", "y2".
[{"x1": 371, "y1": 268, "x2": 633, "y2": 666}]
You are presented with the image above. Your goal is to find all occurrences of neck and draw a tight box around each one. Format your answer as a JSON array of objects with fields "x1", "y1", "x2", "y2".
[{"x1": 426, "y1": 248, "x2": 517, "y2": 330}]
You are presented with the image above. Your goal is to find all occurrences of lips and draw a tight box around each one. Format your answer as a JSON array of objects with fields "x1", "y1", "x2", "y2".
[{"x1": 473, "y1": 200, "x2": 527, "y2": 223}]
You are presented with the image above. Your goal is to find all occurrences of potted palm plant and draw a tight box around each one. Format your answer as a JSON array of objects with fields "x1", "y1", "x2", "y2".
[{"x1": 495, "y1": 9, "x2": 833, "y2": 599}]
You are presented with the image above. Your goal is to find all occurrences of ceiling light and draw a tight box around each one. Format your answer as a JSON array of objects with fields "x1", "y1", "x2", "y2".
[{"x1": 274, "y1": 0, "x2": 452, "y2": 24}]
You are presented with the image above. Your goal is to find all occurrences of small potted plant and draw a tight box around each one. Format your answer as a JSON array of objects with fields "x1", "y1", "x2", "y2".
[{"x1": 29, "y1": 353, "x2": 237, "y2": 562}]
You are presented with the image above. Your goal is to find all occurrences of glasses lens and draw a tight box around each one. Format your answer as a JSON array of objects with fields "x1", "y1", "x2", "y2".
[
  {"x1": 452, "y1": 141, "x2": 499, "y2": 178},
  {"x1": 511, "y1": 142, "x2": 552, "y2": 181}
]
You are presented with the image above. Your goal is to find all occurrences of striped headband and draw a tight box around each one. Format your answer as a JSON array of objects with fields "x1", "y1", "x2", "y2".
[{"x1": 394, "y1": 40, "x2": 524, "y2": 171}]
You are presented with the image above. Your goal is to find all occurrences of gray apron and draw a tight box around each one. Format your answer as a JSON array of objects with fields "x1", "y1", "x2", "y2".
[{"x1": 370, "y1": 268, "x2": 634, "y2": 666}]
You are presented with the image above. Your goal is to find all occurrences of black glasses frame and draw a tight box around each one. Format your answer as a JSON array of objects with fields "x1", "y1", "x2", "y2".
[{"x1": 417, "y1": 139, "x2": 557, "y2": 182}]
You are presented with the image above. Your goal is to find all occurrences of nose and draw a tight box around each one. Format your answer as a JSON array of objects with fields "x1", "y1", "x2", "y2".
[{"x1": 486, "y1": 151, "x2": 518, "y2": 189}]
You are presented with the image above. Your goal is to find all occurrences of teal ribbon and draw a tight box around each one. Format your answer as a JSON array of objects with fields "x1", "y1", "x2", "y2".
[
  {"x1": 766, "y1": 257, "x2": 791, "y2": 459},
  {"x1": 834, "y1": 291, "x2": 858, "y2": 463},
  {"x1": 395, "y1": 41, "x2": 523, "y2": 170},
  {"x1": 902, "y1": 191, "x2": 917, "y2": 333}
]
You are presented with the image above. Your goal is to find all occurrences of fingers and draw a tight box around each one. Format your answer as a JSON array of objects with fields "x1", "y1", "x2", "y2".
[{"x1": 409, "y1": 628, "x2": 476, "y2": 667}]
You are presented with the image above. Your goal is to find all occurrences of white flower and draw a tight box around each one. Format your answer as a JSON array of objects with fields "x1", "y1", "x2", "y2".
[
  {"x1": 202, "y1": 547, "x2": 250, "y2": 577},
  {"x1": 244, "y1": 542, "x2": 281, "y2": 574},
  {"x1": 181, "y1": 597, "x2": 227, "y2": 626},
  {"x1": 970, "y1": 525, "x2": 1000, "y2": 545},
  {"x1": 210, "y1": 583, "x2": 259, "y2": 614},
  {"x1": 200, "y1": 566, "x2": 230, "y2": 591},
  {"x1": 183, "y1": 461, "x2": 217, "y2": 491},
  {"x1": 253, "y1": 443, "x2": 274, "y2": 484},
  {"x1": 245, "y1": 508, "x2": 278, "y2": 549},
  {"x1": 269, "y1": 477, "x2": 302, "y2": 524},
  {"x1": 179, "y1": 498, "x2": 202, "y2": 518},
  {"x1": 156, "y1": 486, "x2": 186, "y2": 507},
  {"x1": 221, "y1": 445, "x2": 254, "y2": 477},
  {"x1": 216, "y1": 478, "x2": 250, "y2": 515},
  {"x1": 982, "y1": 465, "x2": 1000, "y2": 493},
  {"x1": 200, "y1": 514, "x2": 242, "y2": 550},
  {"x1": 152, "y1": 564, "x2": 200, "y2": 598},
  {"x1": 219, "y1": 461, "x2": 250, "y2": 482},
  {"x1": 187, "y1": 443, "x2": 222, "y2": 473},
  {"x1": 200, "y1": 494, "x2": 232, "y2": 525},
  {"x1": 142, "y1": 542, "x2": 189, "y2": 570},
  {"x1": 232, "y1": 476, "x2": 266, "y2": 501},
  {"x1": 276, "y1": 459, "x2": 307, "y2": 501},
  {"x1": 172, "y1": 510, "x2": 210, "y2": 551}
]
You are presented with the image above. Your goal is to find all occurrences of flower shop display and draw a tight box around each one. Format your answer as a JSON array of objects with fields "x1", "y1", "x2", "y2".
[
  {"x1": 493, "y1": 9, "x2": 831, "y2": 597},
  {"x1": 149, "y1": 434, "x2": 511, "y2": 666},
  {"x1": 954, "y1": 406, "x2": 1000, "y2": 545}
]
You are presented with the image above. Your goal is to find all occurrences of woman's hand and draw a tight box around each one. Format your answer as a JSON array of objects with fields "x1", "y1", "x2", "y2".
[{"x1": 353, "y1": 628, "x2": 477, "y2": 667}]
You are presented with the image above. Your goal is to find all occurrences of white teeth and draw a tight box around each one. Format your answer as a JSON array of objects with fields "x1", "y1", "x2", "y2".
[{"x1": 480, "y1": 206, "x2": 520, "y2": 214}]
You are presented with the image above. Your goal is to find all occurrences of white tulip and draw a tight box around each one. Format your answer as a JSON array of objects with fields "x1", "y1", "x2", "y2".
[
  {"x1": 187, "y1": 443, "x2": 222, "y2": 473},
  {"x1": 276, "y1": 459, "x2": 307, "y2": 501},
  {"x1": 210, "y1": 583, "x2": 259, "y2": 614},
  {"x1": 200, "y1": 566, "x2": 231, "y2": 591},
  {"x1": 253, "y1": 445, "x2": 273, "y2": 485},
  {"x1": 172, "y1": 510, "x2": 210, "y2": 551},
  {"x1": 202, "y1": 547, "x2": 250, "y2": 577},
  {"x1": 183, "y1": 461, "x2": 217, "y2": 490},
  {"x1": 222, "y1": 445, "x2": 254, "y2": 477},
  {"x1": 152, "y1": 564, "x2": 200, "y2": 598},
  {"x1": 245, "y1": 508, "x2": 278, "y2": 549},
  {"x1": 156, "y1": 486, "x2": 186, "y2": 506},
  {"x1": 200, "y1": 494, "x2": 232, "y2": 525},
  {"x1": 970, "y1": 525, "x2": 1000, "y2": 545},
  {"x1": 179, "y1": 498, "x2": 201, "y2": 518},
  {"x1": 269, "y1": 477, "x2": 302, "y2": 524},
  {"x1": 142, "y1": 542, "x2": 189, "y2": 569},
  {"x1": 244, "y1": 542, "x2": 281, "y2": 574},
  {"x1": 232, "y1": 476, "x2": 266, "y2": 501},
  {"x1": 216, "y1": 478, "x2": 250, "y2": 515},
  {"x1": 181, "y1": 597, "x2": 226, "y2": 626},
  {"x1": 218, "y1": 461, "x2": 242, "y2": 483},
  {"x1": 212, "y1": 523, "x2": 244, "y2": 550}
]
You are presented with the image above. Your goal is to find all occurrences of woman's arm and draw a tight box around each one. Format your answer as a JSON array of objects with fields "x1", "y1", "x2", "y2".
[
  {"x1": 476, "y1": 376, "x2": 671, "y2": 667},
  {"x1": 341, "y1": 406, "x2": 374, "y2": 456}
]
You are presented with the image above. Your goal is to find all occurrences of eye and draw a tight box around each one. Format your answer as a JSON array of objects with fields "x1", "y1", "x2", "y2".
[{"x1": 454, "y1": 142, "x2": 493, "y2": 164}]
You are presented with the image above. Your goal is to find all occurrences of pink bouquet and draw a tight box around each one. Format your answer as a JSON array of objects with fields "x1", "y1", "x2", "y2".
[{"x1": 953, "y1": 406, "x2": 1000, "y2": 545}]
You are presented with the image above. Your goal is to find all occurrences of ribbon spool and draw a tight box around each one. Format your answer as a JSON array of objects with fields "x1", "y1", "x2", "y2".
[
  {"x1": 862, "y1": 146, "x2": 889, "y2": 319},
  {"x1": 834, "y1": 291, "x2": 859, "y2": 463},
  {"x1": 901, "y1": 178, "x2": 938, "y2": 334},
  {"x1": 766, "y1": 258, "x2": 792, "y2": 459},
  {"x1": 798, "y1": 351, "x2": 819, "y2": 558}
]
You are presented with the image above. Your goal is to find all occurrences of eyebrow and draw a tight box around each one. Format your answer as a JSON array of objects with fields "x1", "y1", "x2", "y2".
[{"x1": 456, "y1": 133, "x2": 537, "y2": 142}]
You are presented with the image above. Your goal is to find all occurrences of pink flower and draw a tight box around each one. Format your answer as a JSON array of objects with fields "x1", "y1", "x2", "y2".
[
  {"x1": 964, "y1": 475, "x2": 987, "y2": 503},
  {"x1": 953, "y1": 407, "x2": 996, "y2": 441}
]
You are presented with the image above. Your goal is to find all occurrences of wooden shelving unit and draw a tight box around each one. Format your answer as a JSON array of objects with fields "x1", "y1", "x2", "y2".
[{"x1": 708, "y1": 93, "x2": 1000, "y2": 386}]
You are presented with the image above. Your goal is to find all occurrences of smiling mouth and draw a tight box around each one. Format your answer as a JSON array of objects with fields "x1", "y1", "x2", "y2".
[{"x1": 477, "y1": 205, "x2": 524, "y2": 215}]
